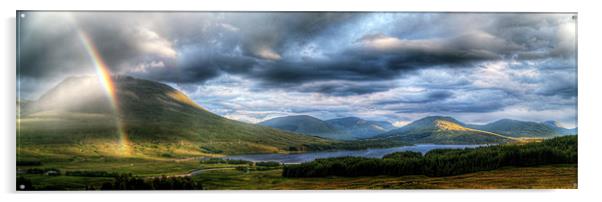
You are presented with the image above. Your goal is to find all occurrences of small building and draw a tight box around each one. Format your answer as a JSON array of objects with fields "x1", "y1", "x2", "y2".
[{"x1": 45, "y1": 170, "x2": 60, "y2": 176}]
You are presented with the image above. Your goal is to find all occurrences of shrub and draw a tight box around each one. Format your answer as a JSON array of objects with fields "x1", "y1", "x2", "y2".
[{"x1": 255, "y1": 161, "x2": 281, "y2": 167}]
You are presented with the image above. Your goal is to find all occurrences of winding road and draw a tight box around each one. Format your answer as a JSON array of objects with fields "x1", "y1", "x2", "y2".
[{"x1": 171, "y1": 167, "x2": 236, "y2": 177}]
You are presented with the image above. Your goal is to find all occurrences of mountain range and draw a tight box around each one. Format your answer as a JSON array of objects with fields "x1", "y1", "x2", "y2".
[
  {"x1": 18, "y1": 75, "x2": 577, "y2": 159},
  {"x1": 262, "y1": 115, "x2": 577, "y2": 144},
  {"x1": 259, "y1": 115, "x2": 395, "y2": 140},
  {"x1": 469, "y1": 119, "x2": 577, "y2": 138}
]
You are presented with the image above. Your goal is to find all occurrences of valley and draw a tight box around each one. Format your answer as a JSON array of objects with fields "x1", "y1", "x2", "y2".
[
  {"x1": 16, "y1": 76, "x2": 578, "y2": 190},
  {"x1": 17, "y1": 159, "x2": 577, "y2": 190}
]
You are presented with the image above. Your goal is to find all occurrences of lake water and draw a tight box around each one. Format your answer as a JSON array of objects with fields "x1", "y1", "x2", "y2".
[{"x1": 226, "y1": 144, "x2": 488, "y2": 164}]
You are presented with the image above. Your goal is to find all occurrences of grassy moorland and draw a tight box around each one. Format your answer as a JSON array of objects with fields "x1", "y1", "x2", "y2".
[
  {"x1": 17, "y1": 136, "x2": 577, "y2": 190},
  {"x1": 193, "y1": 164, "x2": 576, "y2": 189},
  {"x1": 17, "y1": 76, "x2": 339, "y2": 161},
  {"x1": 17, "y1": 161, "x2": 576, "y2": 190}
]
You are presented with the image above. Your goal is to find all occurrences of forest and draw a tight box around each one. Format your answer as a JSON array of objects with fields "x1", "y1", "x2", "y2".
[{"x1": 283, "y1": 135, "x2": 577, "y2": 177}]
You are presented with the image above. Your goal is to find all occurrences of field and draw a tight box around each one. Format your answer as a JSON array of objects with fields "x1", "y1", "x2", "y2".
[
  {"x1": 17, "y1": 136, "x2": 578, "y2": 190},
  {"x1": 192, "y1": 164, "x2": 577, "y2": 189},
  {"x1": 17, "y1": 157, "x2": 577, "y2": 190}
]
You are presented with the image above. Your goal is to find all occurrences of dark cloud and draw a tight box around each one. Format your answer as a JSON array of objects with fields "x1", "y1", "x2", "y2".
[
  {"x1": 394, "y1": 102, "x2": 507, "y2": 114},
  {"x1": 392, "y1": 97, "x2": 510, "y2": 114},
  {"x1": 377, "y1": 88, "x2": 518, "y2": 114},
  {"x1": 19, "y1": 14, "x2": 90, "y2": 78},
  {"x1": 19, "y1": 12, "x2": 576, "y2": 87},
  {"x1": 18, "y1": 12, "x2": 577, "y2": 126},
  {"x1": 292, "y1": 81, "x2": 397, "y2": 96},
  {"x1": 535, "y1": 71, "x2": 577, "y2": 98},
  {"x1": 376, "y1": 90, "x2": 453, "y2": 105}
]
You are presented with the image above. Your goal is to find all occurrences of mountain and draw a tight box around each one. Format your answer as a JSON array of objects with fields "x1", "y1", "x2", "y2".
[
  {"x1": 542, "y1": 120, "x2": 564, "y2": 128},
  {"x1": 326, "y1": 117, "x2": 396, "y2": 139},
  {"x1": 258, "y1": 115, "x2": 343, "y2": 139},
  {"x1": 375, "y1": 116, "x2": 515, "y2": 144},
  {"x1": 258, "y1": 116, "x2": 395, "y2": 140},
  {"x1": 471, "y1": 119, "x2": 575, "y2": 138},
  {"x1": 18, "y1": 75, "x2": 332, "y2": 159},
  {"x1": 543, "y1": 120, "x2": 577, "y2": 135}
]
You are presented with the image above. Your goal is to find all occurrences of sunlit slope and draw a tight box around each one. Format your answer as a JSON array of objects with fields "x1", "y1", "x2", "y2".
[
  {"x1": 375, "y1": 116, "x2": 516, "y2": 144},
  {"x1": 17, "y1": 76, "x2": 332, "y2": 159}
]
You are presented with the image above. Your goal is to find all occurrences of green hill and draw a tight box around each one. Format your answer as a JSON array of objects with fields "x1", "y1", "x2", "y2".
[
  {"x1": 259, "y1": 115, "x2": 343, "y2": 139},
  {"x1": 374, "y1": 116, "x2": 516, "y2": 144},
  {"x1": 470, "y1": 119, "x2": 574, "y2": 138},
  {"x1": 259, "y1": 115, "x2": 396, "y2": 140},
  {"x1": 542, "y1": 120, "x2": 577, "y2": 135},
  {"x1": 17, "y1": 76, "x2": 332, "y2": 160},
  {"x1": 326, "y1": 117, "x2": 396, "y2": 139}
]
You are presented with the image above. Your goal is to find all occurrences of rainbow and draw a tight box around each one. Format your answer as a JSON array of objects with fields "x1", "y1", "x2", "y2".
[{"x1": 77, "y1": 30, "x2": 132, "y2": 156}]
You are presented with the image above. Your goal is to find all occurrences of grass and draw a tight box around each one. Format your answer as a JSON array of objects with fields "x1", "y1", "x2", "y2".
[
  {"x1": 17, "y1": 155, "x2": 576, "y2": 190},
  {"x1": 17, "y1": 76, "x2": 337, "y2": 160},
  {"x1": 193, "y1": 164, "x2": 577, "y2": 189},
  {"x1": 18, "y1": 158, "x2": 202, "y2": 177},
  {"x1": 16, "y1": 112, "x2": 334, "y2": 161},
  {"x1": 16, "y1": 77, "x2": 578, "y2": 190},
  {"x1": 18, "y1": 174, "x2": 114, "y2": 190}
]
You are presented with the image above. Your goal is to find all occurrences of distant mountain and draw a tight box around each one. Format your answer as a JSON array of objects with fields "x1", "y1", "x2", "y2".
[
  {"x1": 326, "y1": 117, "x2": 396, "y2": 139},
  {"x1": 259, "y1": 116, "x2": 395, "y2": 140},
  {"x1": 471, "y1": 119, "x2": 575, "y2": 138},
  {"x1": 542, "y1": 120, "x2": 564, "y2": 128},
  {"x1": 542, "y1": 120, "x2": 577, "y2": 135},
  {"x1": 259, "y1": 115, "x2": 342, "y2": 139},
  {"x1": 18, "y1": 76, "x2": 332, "y2": 158},
  {"x1": 375, "y1": 116, "x2": 515, "y2": 144}
]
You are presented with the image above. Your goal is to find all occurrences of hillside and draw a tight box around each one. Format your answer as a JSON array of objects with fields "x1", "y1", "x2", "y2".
[
  {"x1": 258, "y1": 115, "x2": 343, "y2": 139},
  {"x1": 375, "y1": 116, "x2": 515, "y2": 144},
  {"x1": 259, "y1": 116, "x2": 395, "y2": 140},
  {"x1": 326, "y1": 117, "x2": 396, "y2": 139},
  {"x1": 17, "y1": 75, "x2": 333, "y2": 159},
  {"x1": 471, "y1": 119, "x2": 576, "y2": 138},
  {"x1": 542, "y1": 120, "x2": 578, "y2": 135}
]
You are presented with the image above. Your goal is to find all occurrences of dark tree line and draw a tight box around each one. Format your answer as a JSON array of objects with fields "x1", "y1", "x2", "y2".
[
  {"x1": 17, "y1": 160, "x2": 42, "y2": 166},
  {"x1": 65, "y1": 170, "x2": 119, "y2": 177},
  {"x1": 255, "y1": 161, "x2": 281, "y2": 167},
  {"x1": 22, "y1": 168, "x2": 60, "y2": 175},
  {"x1": 302, "y1": 139, "x2": 411, "y2": 151},
  {"x1": 17, "y1": 173, "x2": 203, "y2": 190},
  {"x1": 283, "y1": 136, "x2": 577, "y2": 178},
  {"x1": 100, "y1": 174, "x2": 203, "y2": 190},
  {"x1": 200, "y1": 158, "x2": 252, "y2": 165}
]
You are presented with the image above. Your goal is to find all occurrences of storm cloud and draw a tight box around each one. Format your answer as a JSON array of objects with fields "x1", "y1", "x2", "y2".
[{"x1": 18, "y1": 12, "x2": 577, "y2": 127}]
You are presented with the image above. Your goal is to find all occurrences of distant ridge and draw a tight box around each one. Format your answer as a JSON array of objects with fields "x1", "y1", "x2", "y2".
[
  {"x1": 471, "y1": 119, "x2": 576, "y2": 137},
  {"x1": 542, "y1": 120, "x2": 577, "y2": 135},
  {"x1": 326, "y1": 117, "x2": 396, "y2": 139},
  {"x1": 259, "y1": 115, "x2": 395, "y2": 140},
  {"x1": 259, "y1": 115, "x2": 341, "y2": 139}
]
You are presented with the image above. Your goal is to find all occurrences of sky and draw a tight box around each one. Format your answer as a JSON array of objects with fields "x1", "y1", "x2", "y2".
[{"x1": 17, "y1": 12, "x2": 577, "y2": 127}]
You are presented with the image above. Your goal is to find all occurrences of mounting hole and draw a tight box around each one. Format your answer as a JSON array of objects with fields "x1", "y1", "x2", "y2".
[
  {"x1": 19, "y1": 184, "x2": 25, "y2": 190},
  {"x1": 20, "y1": 13, "x2": 26, "y2": 18}
]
